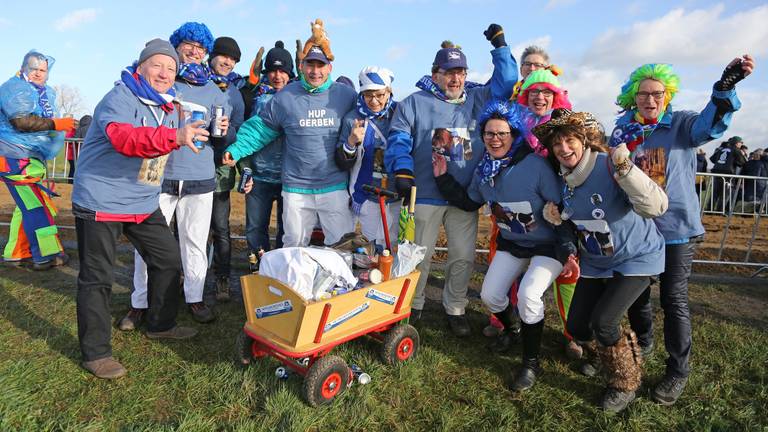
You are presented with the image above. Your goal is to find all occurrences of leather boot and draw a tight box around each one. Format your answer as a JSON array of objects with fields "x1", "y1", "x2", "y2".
[
  {"x1": 509, "y1": 319, "x2": 544, "y2": 392},
  {"x1": 488, "y1": 304, "x2": 521, "y2": 353},
  {"x1": 597, "y1": 329, "x2": 644, "y2": 413}
]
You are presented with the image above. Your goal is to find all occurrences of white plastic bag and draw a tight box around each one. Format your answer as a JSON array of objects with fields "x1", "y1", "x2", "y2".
[
  {"x1": 392, "y1": 241, "x2": 427, "y2": 278},
  {"x1": 259, "y1": 247, "x2": 358, "y2": 301}
]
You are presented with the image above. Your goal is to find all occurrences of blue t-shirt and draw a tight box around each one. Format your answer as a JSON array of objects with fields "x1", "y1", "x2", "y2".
[
  {"x1": 164, "y1": 79, "x2": 230, "y2": 181},
  {"x1": 72, "y1": 83, "x2": 180, "y2": 214},
  {"x1": 468, "y1": 152, "x2": 561, "y2": 248},
  {"x1": 560, "y1": 153, "x2": 665, "y2": 278},
  {"x1": 260, "y1": 81, "x2": 357, "y2": 192},
  {"x1": 614, "y1": 87, "x2": 740, "y2": 242}
]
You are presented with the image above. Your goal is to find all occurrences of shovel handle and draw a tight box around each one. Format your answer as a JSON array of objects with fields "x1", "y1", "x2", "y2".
[
  {"x1": 408, "y1": 186, "x2": 417, "y2": 213},
  {"x1": 363, "y1": 184, "x2": 399, "y2": 199}
]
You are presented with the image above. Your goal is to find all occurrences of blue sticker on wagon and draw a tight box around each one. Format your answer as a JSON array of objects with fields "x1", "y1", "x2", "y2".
[
  {"x1": 324, "y1": 302, "x2": 370, "y2": 332},
  {"x1": 366, "y1": 288, "x2": 397, "y2": 305},
  {"x1": 255, "y1": 300, "x2": 293, "y2": 319}
]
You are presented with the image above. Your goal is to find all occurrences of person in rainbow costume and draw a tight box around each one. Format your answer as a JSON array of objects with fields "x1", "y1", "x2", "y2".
[{"x1": 0, "y1": 50, "x2": 72, "y2": 270}]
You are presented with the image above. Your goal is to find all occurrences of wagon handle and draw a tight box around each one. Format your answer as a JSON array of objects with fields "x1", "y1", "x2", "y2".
[{"x1": 393, "y1": 278, "x2": 410, "y2": 314}]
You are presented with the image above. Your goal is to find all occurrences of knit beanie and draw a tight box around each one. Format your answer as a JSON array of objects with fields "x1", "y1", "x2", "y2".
[
  {"x1": 517, "y1": 68, "x2": 572, "y2": 110},
  {"x1": 211, "y1": 36, "x2": 241, "y2": 62},
  {"x1": 264, "y1": 41, "x2": 295, "y2": 78},
  {"x1": 138, "y1": 38, "x2": 179, "y2": 71}
]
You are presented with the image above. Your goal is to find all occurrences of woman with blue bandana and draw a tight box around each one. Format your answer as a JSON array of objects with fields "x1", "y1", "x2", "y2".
[
  {"x1": 614, "y1": 55, "x2": 755, "y2": 407},
  {"x1": 1, "y1": 50, "x2": 72, "y2": 270},
  {"x1": 336, "y1": 66, "x2": 398, "y2": 249},
  {"x1": 532, "y1": 108, "x2": 668, "y2": 413},
  {"x1": 433, "y1": 100, "x2": 577, "y2": 392}
]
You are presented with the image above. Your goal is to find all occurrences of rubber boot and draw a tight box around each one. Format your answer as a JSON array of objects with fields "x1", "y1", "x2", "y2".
[
  {"x1": 488, "y1": 304, "x2": 521, "y2": 353},
  {"x1": 597, "y1": 329, "x2": 643, "y2": 413},
  {"x1": 509, "y1": 319, "x2": 544, "y2": 392}
]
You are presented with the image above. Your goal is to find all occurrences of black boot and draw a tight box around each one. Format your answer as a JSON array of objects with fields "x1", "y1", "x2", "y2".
[
  {"x1": 488, "y1": 304, "x2": 521, "y2": 353},
  {"x1": 509, "y1": 319, "x2": 544, "y2": 392}
]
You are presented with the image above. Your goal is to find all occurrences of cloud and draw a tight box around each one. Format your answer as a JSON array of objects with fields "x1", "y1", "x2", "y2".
[
  {"x1": 467, "y1": 71, "x2": 492, "y2": 84},
  {"x1": 385, "y1": 45, "x2": 410, "y2": 62},
  {"x1": 586, "y1": 4, "x2": 768, "y2": 68},
  {"x1": 54, "y1": 8, "x2": 99, "y2": 31},
  {"x1": 559, "y1": 64, "x2": 624, "y2": 128}
]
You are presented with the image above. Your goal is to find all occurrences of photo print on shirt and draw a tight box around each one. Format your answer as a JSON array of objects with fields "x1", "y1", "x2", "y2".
[
  {"x1": 573, "y1": 219, "x2": 615, "y2": 256},
  {"x1": 492, "y1": 201, "x2": 537, "y2": 234},
  {"x1": 431, "y1": 127, "x2": 472, "y2": 168}
]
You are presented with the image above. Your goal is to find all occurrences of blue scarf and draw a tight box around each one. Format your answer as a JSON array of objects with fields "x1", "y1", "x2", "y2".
[
  {"x1": 178, "y1": 63, "x2": 211, "y2": 86},
  {"x1": 350, "y1": 98, "x2": 398, "y2": 214},
  {"x1": 120, "y1": 64, "x2": 176, "y2": 112},
  {"x1": 475, "y1": 135, "x2": 524, "y2": 185},
  {"x1": 210, "y1": 71, "x2": 243, "y2": 89},
  {"x1": 22, "y1": 74, "x2": 54, "y2": 118},
  {"x1": 415, "y1": 75, "x2": 483, "y2": 104}
]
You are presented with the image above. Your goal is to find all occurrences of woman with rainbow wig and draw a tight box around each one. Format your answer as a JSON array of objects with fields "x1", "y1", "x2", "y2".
[
  {"x1": 432, "y1": 100, "x2": 577, "y2": 392},
  {"x1": 612, "y1": 55, "x2": 755, "y2": 406}
]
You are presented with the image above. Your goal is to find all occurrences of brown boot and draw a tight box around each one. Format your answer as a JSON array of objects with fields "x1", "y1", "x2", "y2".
[
  {"x1": 82, "y1": 356, "x2": 127, "y2": 379},
  {"x1": 597, "y1": 329, "x2": 643, "y2": 413}
]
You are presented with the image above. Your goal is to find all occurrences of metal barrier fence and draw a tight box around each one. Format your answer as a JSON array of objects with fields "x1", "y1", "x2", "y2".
[{"x1": 9, "y1": 147, "x2": 768, "y2": 277}]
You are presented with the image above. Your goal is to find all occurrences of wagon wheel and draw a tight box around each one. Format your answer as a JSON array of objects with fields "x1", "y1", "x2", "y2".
[
  {"x1": 302, "y1": 355, "x2": 350, "y2": 407},
  {"x1": 380, "y1": 324, "x2": 420, "y2": 365},
  {"x1": 235, "y1": 330, "x2": 266, "y2": 366}
]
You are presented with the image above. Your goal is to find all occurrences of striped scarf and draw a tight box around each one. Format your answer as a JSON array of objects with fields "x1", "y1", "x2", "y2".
[
  {"x1": 120, "y1": 64, "x2": 176, "y2": 112},
  {"x1": 415, "y1": 75, "x2": 482, "y2": 104},
  {"x1": 178, "y1": 63, "x2": 211, "y2": 86},
  {"x1": 21, "y1": 74, "x2": 54, "y2": 118}
]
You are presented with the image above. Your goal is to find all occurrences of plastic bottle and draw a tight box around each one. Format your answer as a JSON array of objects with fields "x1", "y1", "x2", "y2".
[{"x1": 378, "y1": 249, "x2": 393, "y2": 281}]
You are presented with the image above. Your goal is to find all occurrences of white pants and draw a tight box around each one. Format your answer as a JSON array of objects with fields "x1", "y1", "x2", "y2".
[
  {"x1": 412, "y1": 204, "x2": 478, "y2": 316},
  {"x1": 357, "y1": 200, "x2": 399, "y2": 249},
  {"x1": 132, "y1": 190, "x2": 213, "y2": 307},
  {"x1": 282, "y1": 189, "x2": 354, "y2": 247},
  {"x1": 480, "y1": 251, "x2": 562, "y2": 324}
]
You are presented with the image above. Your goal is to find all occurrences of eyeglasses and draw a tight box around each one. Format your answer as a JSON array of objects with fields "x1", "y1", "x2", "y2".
[
  {"x1": 522, "y1": 61, "x2": 547, "y2": 68},
  {"x1": 438, "y1": 69, "x2": 467, "y2": 78},
  {"x1": 636, "y1": 91, "x2": 665, "y2": 101},
  {"x1": 181, "y1": 41, "x2": 207, "y2": 54},
  {"x1": 362, "y1": 91, "x2": 389, "y2": 102},
  {"x1": 529, "y1": 89, "x2": 554, "y2": 97},
  {"x1": 483, "y1": 131, "x2": 512, "y2": 140}
]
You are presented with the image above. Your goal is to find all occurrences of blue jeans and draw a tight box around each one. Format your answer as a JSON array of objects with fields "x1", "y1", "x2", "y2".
[{"x1": 245, "y1": 180, "x2": 284, "y2": 253}]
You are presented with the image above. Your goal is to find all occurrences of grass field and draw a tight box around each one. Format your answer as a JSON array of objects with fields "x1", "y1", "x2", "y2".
[{"x1": 1, "y1": 247, "x2": 767, "y2": 432}]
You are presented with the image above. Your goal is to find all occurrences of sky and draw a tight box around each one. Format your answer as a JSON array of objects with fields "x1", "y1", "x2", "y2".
[{"x1": 2, "y1": 0, "x2": 766, "y2": 156}]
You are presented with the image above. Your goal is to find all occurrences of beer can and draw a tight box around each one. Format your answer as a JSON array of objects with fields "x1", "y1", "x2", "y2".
[
  {"x1": 211, "y1": 105, "x2": 225, "y2": 137},
  {"x1": 350, "y1": 364, "x2": 371, "y2": 385},
  {"x1": 237, "y1": 167, "x2": 253, "y2": 194},
  {"x1": 275, "y1": 366, "x2": 289, "y2": 380},
  {"x1": 190, "y1": 110, "x2": 205, "y2": 149}
]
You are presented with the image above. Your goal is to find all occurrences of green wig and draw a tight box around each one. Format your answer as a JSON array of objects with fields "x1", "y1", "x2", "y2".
[{"x1": 616, "y1": 63, "x2": 680, "y2": 112}]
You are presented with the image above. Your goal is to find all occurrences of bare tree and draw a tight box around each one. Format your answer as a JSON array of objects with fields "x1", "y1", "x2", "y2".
[{"x1": 52, "y1": 84, "x2": 85, "y2": 117}]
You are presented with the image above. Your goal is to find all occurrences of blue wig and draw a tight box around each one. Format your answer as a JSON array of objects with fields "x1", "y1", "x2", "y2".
[
  {"x1": 169, "y1": 22, "x2": 214, "y2": 53},
  {"x1": 478, "y1": 100, "x2": 531, "y2": 139}
]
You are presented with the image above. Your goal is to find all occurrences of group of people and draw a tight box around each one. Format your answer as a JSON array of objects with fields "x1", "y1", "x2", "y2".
[
  {"x1": 0, "y1": 18, "x2": 755, "y2": 413},
  {"x1": 705, "y1": 136, "x2": 768, "y2": 211}
]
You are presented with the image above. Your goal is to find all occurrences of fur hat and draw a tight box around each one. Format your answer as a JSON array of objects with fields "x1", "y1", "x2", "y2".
[
  {"x1": 138, "y1": 38, "x2": 179, "y2": 71},
  {"x1": 358, "y1": 66, "x2": 394, "y2": 92},
  {"x1": 517, "y1": 68, "x2": 572, "y2": 110},
  {"x1": 264, "y1": 41, "x2": 295, "y2": 78},
  {"x1": 169, "y1": 22, "x2": 214, "y2": 53},
  {"x1": 211, "y1": 36, "x2": 241, "y2": 62},
  {"x1": 531, "y1": 108, "x2": 602, "y2": 145}
]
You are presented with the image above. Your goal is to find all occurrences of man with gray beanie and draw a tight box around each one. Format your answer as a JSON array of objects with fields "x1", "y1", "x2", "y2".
[{"x1": 72, "y1": 38, "x2": 204, "y2": 379}]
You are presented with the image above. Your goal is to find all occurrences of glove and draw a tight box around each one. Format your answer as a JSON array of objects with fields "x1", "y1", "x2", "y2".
[
  {"x1": 52, "y1": 117, "x2": 76, "y2": 131},
  {"x1": 483, "y1": 24, "x2": 506, "y2": 48},
  {"x1": 609, "y1": 123, "x2": 643, "y2": 151},
  {"x1": 394, "y1": 170, "x2": 415, "y2": 201},
  {"x1": 611, "y1": 143, "x2": 633, "y2": 177},
  {"x1": 248, "y1": 47, "x2": 265, "y2": 85},
  {"x1": 715, "y1": 59, "x2": 746, "y2": 91}
]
